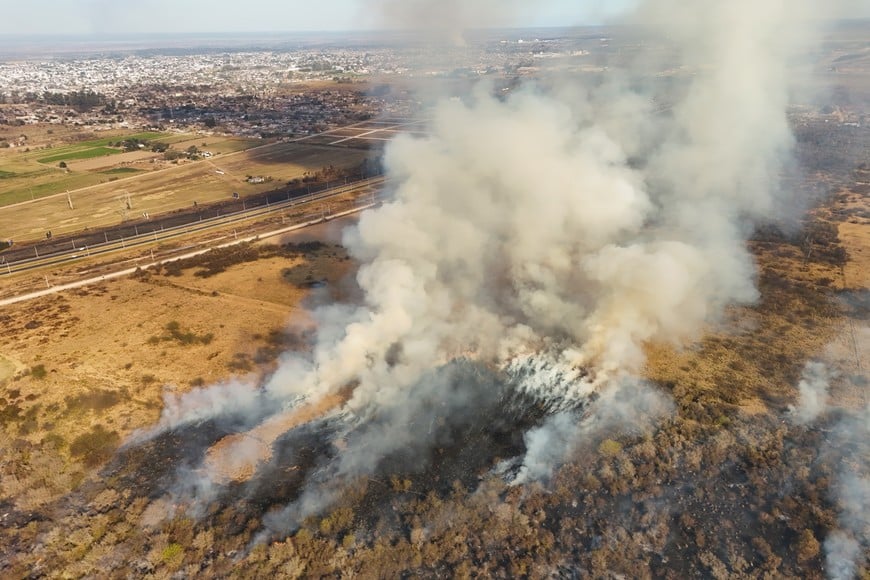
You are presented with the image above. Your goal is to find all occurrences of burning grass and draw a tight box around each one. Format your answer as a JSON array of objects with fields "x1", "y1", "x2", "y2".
[{"x1": 204, "y1": 388, "x2": 353, "y2": 484}]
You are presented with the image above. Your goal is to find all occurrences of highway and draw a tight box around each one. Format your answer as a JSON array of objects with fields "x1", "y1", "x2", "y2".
[{"x1": 0, "y1": 176, "x2": 385, "y2": 279}]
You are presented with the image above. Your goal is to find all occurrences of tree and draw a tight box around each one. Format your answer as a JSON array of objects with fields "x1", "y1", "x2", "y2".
[
  {"x1": 58, "y1": 161, "x2": 67, "y2": 169},
  {"x1": 796, "y1": 529, "x2": 820, "y2": 563}
]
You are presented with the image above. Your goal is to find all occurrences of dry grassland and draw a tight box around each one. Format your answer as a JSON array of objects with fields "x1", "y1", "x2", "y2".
[{"x1": 0, "y1": 221, "x2": 356, "y2": 512}]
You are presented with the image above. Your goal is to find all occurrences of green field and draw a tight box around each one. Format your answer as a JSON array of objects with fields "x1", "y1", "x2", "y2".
[
  {"x1": 0, "y1": 129, "x2": 263, "y2": 210},
  {"x1": 33, "y1": 132, "x2": 169, "y2": 165},
  {"x1": 0, "y1": 172, "x2": 107, "y2": 206},
  {"x1": 37, "y1": 147, "x2": 121, "y2": 164},
  {"x1": 60, "y1": 132, "x2": 167, "y2": 149}
]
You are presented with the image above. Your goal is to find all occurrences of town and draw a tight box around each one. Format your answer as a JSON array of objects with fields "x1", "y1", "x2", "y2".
[{"x1": 0, "y1": 32, "x2": 608, "y2": 138}]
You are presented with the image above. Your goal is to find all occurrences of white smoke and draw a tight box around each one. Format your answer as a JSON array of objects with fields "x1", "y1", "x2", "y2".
[
  {"x1": 513, "y1": 377, "x2": 675, "y2": 484},
  {"x1": 142, "y1": 0, "x2": 848, "y2": 538},
  {"x1": 823, "y1": 406, "x2": 870, "y2": 579},
  {"x1": 825, "y1": 531, "x2": 862, "y2": 580},
  {"x1": 128, "y1": 380, "x2": 262, "y2": 444},
  {"x1": 789, "y1": 361, "x2": 832, "y2": 424}
]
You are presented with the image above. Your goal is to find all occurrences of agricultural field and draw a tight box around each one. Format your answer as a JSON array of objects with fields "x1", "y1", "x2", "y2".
[
  {"x1": 0, "y1": 125, "x2": 262, "y2": 208},
  {"x1": 0, "y1": 126, "x2": 369, "y2": 242}
]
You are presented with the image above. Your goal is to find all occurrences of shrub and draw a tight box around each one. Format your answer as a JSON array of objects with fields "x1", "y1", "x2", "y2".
[
  {"x1": 161, "y1": 543, "x2": 184, "y2": 564},
  {"x1": 598, "y1": 439, "x2": 623, "y2": 457},
  {"x1": 30, "y1": 364, "x2": 47, "y2": 380},
  {"x1": 69, "y1": 425, "x2": 120, "y2": 467},
  {"x1": 65, "y1": 389, "x2": 121, "y2": 413}
]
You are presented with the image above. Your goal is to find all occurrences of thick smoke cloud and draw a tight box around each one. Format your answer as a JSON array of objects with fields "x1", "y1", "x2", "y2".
[{"x1": 142, "y1": 0, "x2": 849, "y2": 539}]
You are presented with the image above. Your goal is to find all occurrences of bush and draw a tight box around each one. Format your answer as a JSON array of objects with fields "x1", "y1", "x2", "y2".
[
  {"x1": 69, "y1": 425, "x2": 120, "y2": 467},
  {"x1": 30, "y1": 364, "x2": 47, "y2": 380},
  {"x1": 598, "y1": 439, "x2": 623, "y2": 457},
  {"x1": 161, "y1": 543, "x2": 184, "y2": 564}
]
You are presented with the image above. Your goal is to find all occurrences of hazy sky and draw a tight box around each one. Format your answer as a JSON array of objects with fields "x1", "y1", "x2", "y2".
[{"x1": 0, "y1": 0, "x2": 636, "y2": 36}]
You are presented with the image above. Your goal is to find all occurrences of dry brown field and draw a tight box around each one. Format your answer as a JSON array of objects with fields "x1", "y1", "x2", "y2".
[{"x1": 0, "y1": 216, "x2": 357, "y2": 515}]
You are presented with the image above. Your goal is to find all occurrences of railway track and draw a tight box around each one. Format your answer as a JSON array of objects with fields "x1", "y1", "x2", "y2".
[{"x1": 0, "y1": 176, "x2": 385, "y2": 277}]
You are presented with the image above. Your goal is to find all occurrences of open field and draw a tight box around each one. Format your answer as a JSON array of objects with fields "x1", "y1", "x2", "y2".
[
  {"x1": 0, "y1": 231, "x2": 356, "y2": 537},
  {"x1": 0, "y1": 126, "x2": 260, "y2": 207},
  {"x1": 0, "y1": 140, "x2": 371, "y2": 242},
  {"x1": 36, "y1": 146, "x2": 120, "y2": 164},
  {"x1": 67, "y1": 150, "x2": 160, "y2": 171},
  {"x1": 297, "y1": 118, "x2": 427, "y2": 147}
]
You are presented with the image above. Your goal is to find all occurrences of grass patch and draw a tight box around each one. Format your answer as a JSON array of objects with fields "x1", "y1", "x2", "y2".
[
  {"x1": 161, "y1": 543, "x2": 184, "y2": 567},
  {"x1": 30, "y1": 364, "x2": 48, "y2": 380},
  {"x1": 43, "y1": 432, "x2": 66, "y2": 450},
  {"x1": 101, "y1": 167, "x2": 142, "y2": 175},
  {"x1": 52, "y1": 132, "x2": 167, "y2": 150},
  {"x1": 162, "y1": 243, "x2": 264, "y2": 278},
  {"x1": 228, "y1": 353, "x2": 253, "y2": 372},
  {"x1": 0, "y1": 169, "x2": 16, "y2": 179},
  {"x1": 37, "y1": 147, "x2": 120, "y2": 164},
  {"x1": 65, "y1": 389, "x2": 121, "y2": 413},
  {"x1": 598, "y1": 439, "x2": 624, "y2": 457},
  {"x1": 0, "y1": 171, "x2": 104, "y2": 206},
  {"x1": 0, "y1": 398, "x2": 22, "y2": 426},
  {"x1": 69, "y1": 425, "x2": 120, "y2": 467},
  {"x1": 149, "y1": 321, "x2": 214, "y2": 346}
]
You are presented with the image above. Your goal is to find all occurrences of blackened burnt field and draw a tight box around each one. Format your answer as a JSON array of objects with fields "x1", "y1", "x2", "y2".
[{"x1": 106, "y1": 361, "x2": 565, "y2": 532}]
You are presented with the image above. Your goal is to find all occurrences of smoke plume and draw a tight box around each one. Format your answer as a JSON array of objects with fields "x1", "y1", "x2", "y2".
[
  {"x1": 512, "y1": 377, "x2": 674, "y2": 484},
  {"x1": 789, "y1": 361, "x2": 832, "y2": 424},
  {"x1": 822, "y1": 406, "x2": 870, "y2": 579},
  {"x1": 141, "y1": 0, "x2": 846, "y2": 540}
]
